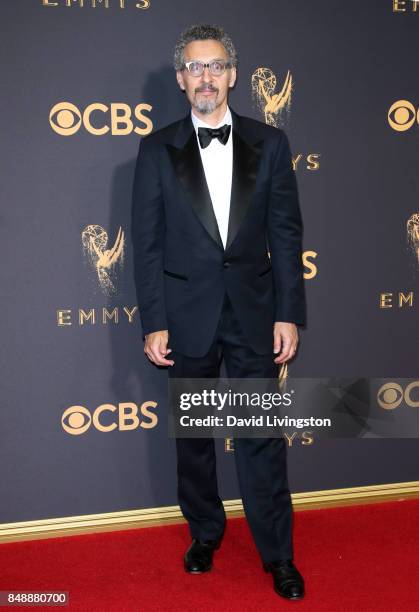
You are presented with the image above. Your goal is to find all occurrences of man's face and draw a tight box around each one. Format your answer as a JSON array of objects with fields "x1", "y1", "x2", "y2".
[{"x1": 176, "y1": 39, "x2": 236, "y2": 115}]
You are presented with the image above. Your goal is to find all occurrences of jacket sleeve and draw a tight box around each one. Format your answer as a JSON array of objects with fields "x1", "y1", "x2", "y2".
[
  {"x1": 267, "y1": 130, "x2": 306, "y2": 326},
  {"x1": 131, "y1": 136, "x2": 168, "y2": 338}
]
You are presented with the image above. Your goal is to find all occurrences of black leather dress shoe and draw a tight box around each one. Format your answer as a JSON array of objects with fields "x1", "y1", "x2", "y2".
[
  {"x1": 184, "y1": 538, "x2": 221, "y2": 573},
  {"x1": 263, "y1": 559, "x2": 305, "y2": 600}
]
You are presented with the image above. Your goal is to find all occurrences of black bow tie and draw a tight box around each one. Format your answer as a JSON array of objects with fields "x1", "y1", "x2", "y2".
[{"x1": 197, "y1": 124, "x2": 231, "y2": 149}]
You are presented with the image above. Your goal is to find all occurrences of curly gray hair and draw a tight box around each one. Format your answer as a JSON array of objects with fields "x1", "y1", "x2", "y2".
[{"x1": 173, "y1": 24, "x2": 238, "y2": 71}]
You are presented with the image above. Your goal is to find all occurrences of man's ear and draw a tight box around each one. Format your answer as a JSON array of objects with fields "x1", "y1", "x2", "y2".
[
  {"x1": 229, "y1": 67, "x2": 237, "y2": 89},
  {"x1": 176, "y1": 70, "x2": 185, "y2": 91}
]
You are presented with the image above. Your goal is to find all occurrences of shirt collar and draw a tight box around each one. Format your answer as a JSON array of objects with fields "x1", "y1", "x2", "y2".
[{"x1": 191, "y1": 105, "x2": 232, "y2": 133}]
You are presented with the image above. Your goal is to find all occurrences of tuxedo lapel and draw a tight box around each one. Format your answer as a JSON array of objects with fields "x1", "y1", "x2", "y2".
[
  {"x1": 165, "y1": 108, "x2": 263, "y2": 253},
  {"x1": 225, "y1": 119, "x2": 263, "y2": 252},
  {"x1": 166, "y1": 115, "x2": 224, "y2": 250}
]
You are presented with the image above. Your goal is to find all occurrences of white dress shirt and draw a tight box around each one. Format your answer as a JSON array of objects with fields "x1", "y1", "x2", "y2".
[{"x1": 191, "y1": 106, "x2": 233, "y2": 249}]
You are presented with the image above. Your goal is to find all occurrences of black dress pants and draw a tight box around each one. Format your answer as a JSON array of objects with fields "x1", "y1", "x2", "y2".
[{"x1": 168, "y1": 292, "x2": 293, "y2": 563}]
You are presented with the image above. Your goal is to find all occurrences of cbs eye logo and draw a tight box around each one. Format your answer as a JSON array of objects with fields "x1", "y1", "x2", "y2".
[
  {"x1": 61, "y1": 402, "x2": 158, "y2": 434},
  {"x1": 49, "y1": 101, "x2": 153, "y2": 136},
  {"x1": 377, "y1": 381, "x2": 419, "y2": 410},
  {"x1": 388, "y1": 100, "x2": 419, "y2": 132}
]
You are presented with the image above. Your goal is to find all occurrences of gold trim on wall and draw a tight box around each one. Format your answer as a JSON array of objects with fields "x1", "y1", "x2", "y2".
[{"x1": 1, "y1": 481, "x2": 419, "y2": 544}]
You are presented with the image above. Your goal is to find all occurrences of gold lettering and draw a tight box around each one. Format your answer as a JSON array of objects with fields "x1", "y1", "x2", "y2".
[
  {"x1": 94, "y1": 404, "x2": 117, "y2": 431},
  {"x1": 405, "y1": 381, "x2": 419, "y2": 407},
  {"x1": 139, "y1": 401, "x2": 158, "y2": 428},
  {"x1": 84, "y1": 103, "x2": 109, "y2": 135},
  {"x1": 303, "y1": 251, "x2": 317, "y2": 279},
  {"x1": 225, "y1": 438, "x2": 234, "y2": 452},
  {"x1": 399, "y1": 292, "x2": 413, "y2": 307},
  {"x1": 57, "y1": 306, "x2": 138, "y2": 325},
  {"x1": 134, "y1": 103, "x2": 153, "y2": 135},
  {"x1": 119, "y1": 402, "x2": 140, "y2": 430},
  {"x1": 380, "y1": 293, "x2": 393, "y2": 308},
  {"x1": 43, "y1": 0, "x2": 151, "y2": 8},
  {"x1": 103, "y1": 307, "x2": 118, "y2": 324},
  {"x1": 292, "y1": 154, "x2": 302, "y2": 171},
  {"x1": 307, "y1": 153, "x2": 321, "y2": 170},
  {"x1": 123, "y1": 306, "x2": 138, "y2": 322},
  {"x1": 79, "y1": 309, "x2": 95, "y2": 324},
  {"x1": 393, "y1": 0, "x2": 406, "y2": 11},
  {"x1": 57, "y1": 309, "x2": 72, "y2": 325},
  {"x1": 284, "y1": 432, "x2": 298, "y2": 446},
  {"x1": 301, "y1": 431, "x2": 314, "y2": 445},
  {"x1": 111, "y1": 103, "x2": 133, "y2": 135}
]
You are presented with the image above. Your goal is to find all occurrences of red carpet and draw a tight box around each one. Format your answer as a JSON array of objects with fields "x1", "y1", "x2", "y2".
[{"x1": 1, "y1": 499, "x2": 419, "y2": 611}]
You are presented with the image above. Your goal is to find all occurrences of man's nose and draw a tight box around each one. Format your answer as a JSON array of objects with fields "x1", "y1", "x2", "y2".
[{"x1": 201, "y1": 65, "x2": 213, "y2": 79}]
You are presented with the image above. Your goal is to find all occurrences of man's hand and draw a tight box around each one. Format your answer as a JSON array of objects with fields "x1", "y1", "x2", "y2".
[
  {"x1": 144, "y1": 330, "x2": 174, "y2": 366},
  {"x1": 273, "y1": 322, "x2": 299, "y2": 364}
]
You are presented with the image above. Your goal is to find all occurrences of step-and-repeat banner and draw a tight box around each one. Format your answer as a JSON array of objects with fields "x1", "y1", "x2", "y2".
[{"x1": 1, "y1": 0, "x2": 418, "y2": 524}]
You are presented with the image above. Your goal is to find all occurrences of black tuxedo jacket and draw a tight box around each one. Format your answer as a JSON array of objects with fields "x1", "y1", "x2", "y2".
[{"x1": 131, "y1": 107, "x2": 306, "y2": 357}]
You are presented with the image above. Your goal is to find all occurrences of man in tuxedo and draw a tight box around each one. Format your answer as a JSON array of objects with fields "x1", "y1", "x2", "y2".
[{"x1": 131, "y1": 24, "x2": 306, "y2": 600}]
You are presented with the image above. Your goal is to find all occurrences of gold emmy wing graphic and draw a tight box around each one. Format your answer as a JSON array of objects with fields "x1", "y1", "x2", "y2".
[
  {"x1": 251, "y1": 67, "x2": 293, "y2": 127},
  {"x1": 407, "y1": 213, "x2": 419, "y2": 266},
  {"x1": 81, "y1": 225, "x2": 125, "y2": 295}
]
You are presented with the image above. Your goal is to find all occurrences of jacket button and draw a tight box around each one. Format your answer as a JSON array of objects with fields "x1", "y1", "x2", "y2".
[{"x1": 223, "y1": 261, "x2": 230, "y2": 268}]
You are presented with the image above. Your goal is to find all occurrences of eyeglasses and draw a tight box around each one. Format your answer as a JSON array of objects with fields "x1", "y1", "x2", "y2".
[{"x1": 182, "y1": 59, "x2": 232, "y2": 77}]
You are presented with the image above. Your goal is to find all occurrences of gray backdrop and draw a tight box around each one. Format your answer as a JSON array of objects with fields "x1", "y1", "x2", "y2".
[{"x1": 1, "y1": 0, "x2": 418, "y2": 524}]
